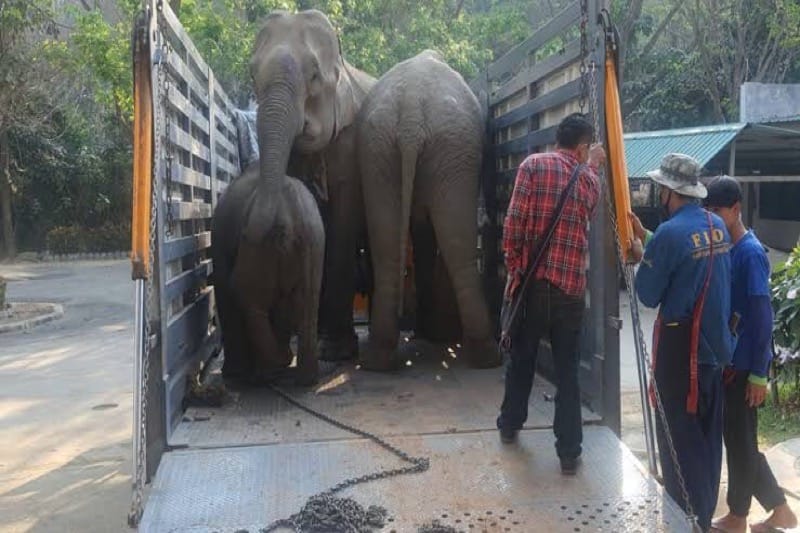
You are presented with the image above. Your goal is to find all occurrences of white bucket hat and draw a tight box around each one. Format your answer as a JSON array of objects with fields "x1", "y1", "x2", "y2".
[{"x1": 646, "y1": 153, "x2": 708, "y2": 199}]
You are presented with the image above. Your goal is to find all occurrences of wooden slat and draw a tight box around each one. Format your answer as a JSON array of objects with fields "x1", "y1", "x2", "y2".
[
  {"x1": 492, "y1": 79, "x2": 581, "y2": 131},
  {"x1": 168, "y1": 162, "x2": 212, "y2": 190},
  {"x1": 160, "y1": 3, "x2": 211, "y2": 80},
  {"x1": 214, "y1": 156, "x2": 238, "y2": 177},
  {"x1": 496, "y1": 169, "x2": 518, "y2": 184},
  {"x1": 166, "y1": 51, "x2": 208, "y2": 103},
  {"x1": 490, "y1": 40, "x2": 581, "y2": 106},
  {"x1": 167, "y1": 88, "x2": 209, "y2": 135},
  {"x1": 214, "y1": 109, "x2": 236, "y2": 137},
  {"x1": 488, "y1": 1, "x2": 580, "y2": 82},
  {"x1": 168, "y1": 200, "x2": 214, "y2": 220},
  {"x1": 214, "y1": 88, "x2": 237, "y2": 118},
  {"x1": 165, "y1": 325, "x2": 219, "y2": 434},
  {"x1": 169, "y1": 126, "x2": 211, "y2": 163},
  {"x1": 165, "y1": 259, "x2": 212, "y2": 303},
  {"x1": 214, "y1": 131, "x2": 237, "y2": 159},
  {"x1": 164, "y1": 287, "x2": 212, "y2": 373},
  {"x1": 164, "y1": 231, "x2": 212, "y2": 263},
  {"x1": 494, "y1": 125, "x2": 558, "y2": 158},
  {"x1": 216, "y1": 179, "x2": 230, "y2": 193}
]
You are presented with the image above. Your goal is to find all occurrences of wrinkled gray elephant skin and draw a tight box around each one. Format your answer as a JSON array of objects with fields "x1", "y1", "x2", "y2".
[
  {"x1": 357, "y1": 50, "x2": 501, "y2": 371},
  {"x1": 214, "y1": 9, "x2": 364, "y2": 383},
  {"x1": 246, "y1": 9, "x2": 376, "y2": 365},
  {"x1": 211, "y1": 164, "x2": 324, "y2": 385}
]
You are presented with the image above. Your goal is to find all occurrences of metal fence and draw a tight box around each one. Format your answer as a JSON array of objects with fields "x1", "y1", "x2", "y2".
[
  {"x1": 473, "y1": 0, "x2": 620, "y2": 427},
  {"x1": 152, "y1": 2, "x2": 240, "y2": 442}
]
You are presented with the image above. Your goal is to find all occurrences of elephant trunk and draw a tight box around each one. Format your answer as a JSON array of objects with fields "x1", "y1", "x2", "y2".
[{"x1": 256, "y1": 63, "x2": 303, "y2": 181}]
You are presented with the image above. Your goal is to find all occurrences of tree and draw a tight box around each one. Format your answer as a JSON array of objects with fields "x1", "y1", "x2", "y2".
[
  {"x1": 0, "y1": 1, "x2": 59, "y2": 258},
  {"x1": 620, "y1": 0, "x2": 800, "y2": 130}
]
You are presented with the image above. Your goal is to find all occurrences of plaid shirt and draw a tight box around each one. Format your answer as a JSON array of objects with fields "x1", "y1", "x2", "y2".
[{"x1": 503, "y1": 150, "x2": 600, "y2": 298}]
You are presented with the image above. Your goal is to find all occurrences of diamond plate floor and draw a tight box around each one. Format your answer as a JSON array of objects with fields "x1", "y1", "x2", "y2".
[
  {"x1": 140, "y1": 426, "x2": 687, "y2": 533},
  {"x1": 171, "y1": 337, "x2": 599, "y2": 448}
]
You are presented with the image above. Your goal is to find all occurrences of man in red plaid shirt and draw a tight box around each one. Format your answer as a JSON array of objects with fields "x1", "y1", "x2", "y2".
[{"x1": 497, "y1": 113, "x2": 605, "y2": 475}]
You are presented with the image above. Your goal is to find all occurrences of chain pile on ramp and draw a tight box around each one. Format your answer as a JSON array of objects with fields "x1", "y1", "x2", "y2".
[{"x1": 260, "y1": 383, "x2": 433, "y2": 533}]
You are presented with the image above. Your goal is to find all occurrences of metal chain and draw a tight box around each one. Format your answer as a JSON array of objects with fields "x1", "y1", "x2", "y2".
[
  {"x1": 261, "y1": 384, "x2": 430, "y2": 533},
  {"x1": 578, "y1": 0, "x2": 589, "y2": 112},
  {"x1": 127, "y1": 11, "x2": 161, "y2": 525},
  {"x1": 588, "y1": 59, "x2": 700, "y2": 530},
  {"x1": 162, "y1": 44, "x2": 175, "y2": 238}
]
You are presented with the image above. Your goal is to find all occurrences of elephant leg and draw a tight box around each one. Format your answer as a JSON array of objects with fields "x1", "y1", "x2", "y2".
[
  {"x1": 318, "y1": 172, "x2": 361, "y2": 361},
  {"x1": 295, "y1": 262, "x2": 321, "y2": 387},
  {"x1": 214, "y1": 255, "x2": 252, "y2": 379},
  {"x1": 361, "y1": 152, "x2": 404, "y2": 371},
  {"x1": 426, "y1": 174, "x2": 501, "y2": 369},
  {"x1": 270, "y1": 295, "x2": 294, "y2": 366},
  {"x1": 241, "y1": 306, "x2": 282, "y2": 383},
  {"x1": 411, "y1": 217, "x2": 436, "y2": 339},
  {"x1": 429, "y1": 249, "x2": 463, "y2": 343}
]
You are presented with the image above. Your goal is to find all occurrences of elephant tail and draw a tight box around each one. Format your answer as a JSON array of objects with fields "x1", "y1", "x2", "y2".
[{"x1": 397, "y1": 143, "x2": 417, "y2": 318}]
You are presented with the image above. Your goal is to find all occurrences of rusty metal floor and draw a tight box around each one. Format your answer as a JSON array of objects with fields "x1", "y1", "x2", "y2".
[
  {"x1": 171, "y1": 337, "x2": 599, "y2": 449},
  {"x1": 140, "y1": 426, "x2": 688, "y2": 532}
]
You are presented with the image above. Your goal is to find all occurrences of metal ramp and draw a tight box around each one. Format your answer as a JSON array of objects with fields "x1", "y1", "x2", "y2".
[
  {"x1": 141, "y1": 426, "x2": 686, "y2": 532},
  {"x1": 141, "y1": 342, "x2": 687, "y2": 532}
]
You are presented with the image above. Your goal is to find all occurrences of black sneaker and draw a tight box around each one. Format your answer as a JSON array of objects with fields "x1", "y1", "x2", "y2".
[
  {"x1": 499, "y1": 427, "x2": 518, "y2": 444},
  {"x1": 560, "y1": 456, "x2": 581, "y2": 475}
]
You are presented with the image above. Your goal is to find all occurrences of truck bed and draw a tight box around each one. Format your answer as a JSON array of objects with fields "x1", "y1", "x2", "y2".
[{"x1": 140, "y1": 337, "x2": 686, "y2": 532}]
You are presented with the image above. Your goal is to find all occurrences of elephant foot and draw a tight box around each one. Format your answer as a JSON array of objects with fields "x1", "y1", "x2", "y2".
[
  {"x1": 462, "y1": 337, "x2": 502, "y2": 369},
  {"x1": 295, "y1": 359, "x2": 320, "y2": 387},
  {"x1": 318, "y1": 334, "x2": 359, "y2": 362},
  {"x1": 221, "y1": 362, "x2": 250, "y2": 380},
  {"x1": 359, "y1": 343, "x2": 402, "y2": 372}
]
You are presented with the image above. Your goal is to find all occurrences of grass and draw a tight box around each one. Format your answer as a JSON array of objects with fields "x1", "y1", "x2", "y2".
[{"x1": 758, "y1": 379, "x2": 800, "y2": 448}]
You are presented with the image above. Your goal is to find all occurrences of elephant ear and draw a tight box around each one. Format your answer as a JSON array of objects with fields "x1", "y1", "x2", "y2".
[{"x1": 333, "y1": 60, "x2": 358, "y2": 138}]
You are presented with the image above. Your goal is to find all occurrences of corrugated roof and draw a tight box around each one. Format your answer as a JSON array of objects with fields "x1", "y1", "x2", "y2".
[{"x1": 623, "y1": 123, "x2": 746, "y2": 178}]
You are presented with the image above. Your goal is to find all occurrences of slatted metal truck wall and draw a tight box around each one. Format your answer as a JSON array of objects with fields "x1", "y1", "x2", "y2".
[
  {"x1": 146, "y1": 2, "x2": 241, "y2": 468},
  {"x1": 473, "y1": 0, "x2": 620, "y2": 429}
]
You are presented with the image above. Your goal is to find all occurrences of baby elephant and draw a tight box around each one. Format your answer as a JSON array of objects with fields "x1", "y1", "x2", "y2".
[
  {"x1": 210, "y1": 163, "x2": 324, "y2": 386},
  {"x1": 357, "y1": 50, "x2": 501, "y2": 370}
]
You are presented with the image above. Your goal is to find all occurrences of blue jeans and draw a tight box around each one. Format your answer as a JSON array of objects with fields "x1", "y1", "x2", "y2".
[{"x1": 497, "y1": 280, "x2": 585, "y2": 460}]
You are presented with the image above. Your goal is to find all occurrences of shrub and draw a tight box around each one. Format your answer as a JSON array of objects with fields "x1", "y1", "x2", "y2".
[
  {"x1": 772, "y1": 246, "x2": 800, "y2": 354},
  {"x1": 770, "y1": 245, "x2": 800, "y2": 404},
  {"x1": 45, "y1": 223, "x2": 130, "y2": 254},
  {"x1": 46, "y1": 226, "x2": 86, "y2": 254},
  {"x1": 0, "y1": 276, "x2": 6, "y2": 308}
]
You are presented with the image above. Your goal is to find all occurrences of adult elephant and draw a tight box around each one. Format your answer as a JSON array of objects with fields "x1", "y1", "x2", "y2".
[
  {"x1": 211, "y1": 10, "x2": 374, "y2": 381},
  {"x1": 357, "y1": 50, "x2": 501, "y2": 371}
]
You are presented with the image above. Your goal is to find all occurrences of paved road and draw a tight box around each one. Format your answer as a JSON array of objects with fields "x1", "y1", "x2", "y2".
[{"x1": 0, "y1": 260, "x2": 133, "y2": 533}]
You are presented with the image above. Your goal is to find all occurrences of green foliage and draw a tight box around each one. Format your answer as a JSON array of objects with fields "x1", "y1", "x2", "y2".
[
  {"x1": 46, "y1": 222, "x2": 130, "y2": 254},
  {"x1": 67, "y1": 4, "x2": 139, "y2": 124},
  {"x1": 620, "y1": 0, "x2": 800, "y2": 130},
  {"x1": 758, "y1": 380, "x2": 800, "y2": 447},
  {"x1": 10, "y1": 99, "x2": 132, "y2": 251},
  {"x1": 772, "y1": 246, "x2": 800, "y2": 354},
  {"x1": 175, "y1": 0, "x2": 532, "y2": 103}
]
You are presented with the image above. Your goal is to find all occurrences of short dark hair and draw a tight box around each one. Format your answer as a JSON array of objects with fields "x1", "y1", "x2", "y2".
[
  {"x1": 556, "y1": 113, "x2": 594, "y2": 149},
  {"x1": 703, "y1": 175, "x2": 742, "y2": 208}
]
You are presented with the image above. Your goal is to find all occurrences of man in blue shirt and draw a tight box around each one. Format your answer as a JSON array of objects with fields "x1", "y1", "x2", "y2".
[
  {"x1": 705, "y1": 177, "x2": 797, "y2": 533},
  {"x1": 628, "y1": 153, "x2": 734, "y2": 532}
]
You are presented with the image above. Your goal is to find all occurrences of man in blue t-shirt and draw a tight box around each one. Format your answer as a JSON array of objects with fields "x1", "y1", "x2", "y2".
[
  {"x1": 705, "y1": 177, "x2": 797, "y2": 533},
  {"x1": 628, "y1": 153, "x2": 734, "y2": 532}
]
